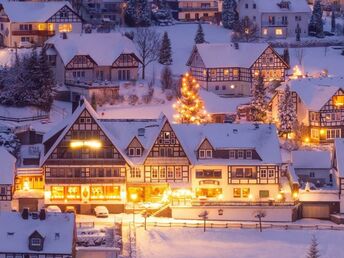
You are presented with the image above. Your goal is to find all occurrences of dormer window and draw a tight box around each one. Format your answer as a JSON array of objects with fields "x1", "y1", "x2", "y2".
[
  {"x1": 128, "y1": 148, "x2": 142, "y2": 157},
  {"x1": 31, "y1": 238, "x2": 41, "y2": 246},
  {"x1": 237, "y1": 150, "x2": 244, "y2": 159},
  {"x1": 199, "y1": 149, "x2": 212, "y2": 159},
  {"x1": 246, "y1": 150, "x2": 252, "y2": 159},
  {"x1": 229, "y1": 150, "x2": 235, "y2": 159}
]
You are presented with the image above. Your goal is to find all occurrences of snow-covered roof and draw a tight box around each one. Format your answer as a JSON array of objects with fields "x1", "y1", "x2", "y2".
[
  {"x1": 0, "y1": 147, "x2": 16, "y2": 185},
  {"x1": 189, "y1": 43, "x2": 271, "y2": 68},
  {"x1": 0, "y1": 1, "x2": 73, "y2": 22},
  {"x1": 46, "y1": 33, "x2": 140, "y2": 66},
  {"x1": 0, "y1": 212, "x2": 74, "y2": 254},
  {"x1": 278, "y1": 77, "x2": 344, "y2": 111},
  {"x1": 291, "y1": 150, "x2": 331, "y2": 169},
  {"x1": 173, "y1": 123, "x2": 282, "y2": 165},
  {"x1": 334, "y1": 138, "x2": 344, "y2": 178},
  {"x1": 248, "y1": 0, "x2": 311, "y2": 13}
]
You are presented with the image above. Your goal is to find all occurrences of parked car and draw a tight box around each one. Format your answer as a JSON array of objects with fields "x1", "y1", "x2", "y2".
[
  {"x1": 65, "y1": 206, "x2": 76, "y2": 214},
  {"x1": 18, "y1": 41, "x2": 32, "y2": 48},
  {"x1": 94, "y1": 206, "x2": 109, "y2": 218},
  {"x1": 46, "y1": 205, "x2": 62, "y2": 213}
]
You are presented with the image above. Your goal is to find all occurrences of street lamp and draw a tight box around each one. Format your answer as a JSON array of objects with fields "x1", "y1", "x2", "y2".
[{"x1": 130, "y1": 193, "x2": 138, "y2": 226}]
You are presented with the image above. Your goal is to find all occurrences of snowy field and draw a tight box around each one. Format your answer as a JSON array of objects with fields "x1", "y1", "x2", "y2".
[{"x1": 136, "y1": 227, "x2": 344, "y2": 258}]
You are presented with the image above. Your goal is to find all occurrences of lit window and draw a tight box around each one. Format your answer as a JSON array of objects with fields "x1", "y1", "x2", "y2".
[
  {"x1": 233, "y1": 188, "x2": 241, "y2": 198},
  {"x1": 51, "y1": 186, "x2": 64, "y2": 199},
  {"x1": 90, "y1": 186, "x2": 104, "y2": 199},
  {"x1": 268, "y1": 169, "x2": 275, "y2": 178},
  {"x1": 311, "y1": 129, "x2": 319, "y2": 139},
  {"x1": 263, "y1": 28, "x2": 268, "y2": 35},
  {"x1": 130, "y1": 168, "x2": 141, "y2": 178},
  {"x1": 233, "y1": 69, "x2": 239, "y2": 77},
  {"x1": 275, "y1": 28, "x2": 283, "y2": 35},
  {"x1": 58, "y1": 23, "x2": 72, "y2": 32},
  {"x1": 333, "y1": 95, "x2": 344, "y2": 107},
  {"x1": 242, "y1": 188, "x2": 250, "y2": 198},
  {"x1": 224, "y1": 69, "x2": 229, "y2": 76},
  {"x1": 66, "y1": 186, "x2": 81, "y2": 199}
]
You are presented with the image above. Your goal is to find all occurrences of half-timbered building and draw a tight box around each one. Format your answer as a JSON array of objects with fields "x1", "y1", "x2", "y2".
[
  {"x1": 45, "y1": 33, "x2": 142, "y2": 101},
  {"x1": 0, "y1": 210, "x2": 75, "y2": 258},
  {"x1": 0, "y1": 147, "x2": 16, "y2": 212},
  {"x1": 237, "y1": 0, "x2": 311, "y2": 39},
  {"x1": 0, "y1": 1, "x2": 82, "y2": 47},
  {"x1": 186, "y1": 42, "x2": 289, "y2": 96},
  {"x1": 271, "y1": 77, "x2": 344, "y2": 143},
  {"x1": 40, "y1": 100, "x2": 129, "y2": 214}
]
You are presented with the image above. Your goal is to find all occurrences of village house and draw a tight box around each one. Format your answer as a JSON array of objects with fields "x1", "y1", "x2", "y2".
[
  {"x1": 237, "y1": 0, "x2": 311, "y2": 38},
  {"x1": 0, "y1": 210, "x2": 75, "y2": 258},
  {"x1": 291, "y1": 150, "x2": 333, "y2": 188},
  {"x1": 35, "y1": 98, "x2": 300, "y2": 221},
  {"x1": 173, "y1": 0, "x2": 221, "y2": 21},
  {"x1": 0, "y1": 147, "x2": 16, "y2": 212},
  {"x1": 186, "y1": 42, "x2": 289, "y2": 96},
  {"x1": 271, "y1": 77, "x2": 344, "y2": 143},
  {"x1": 45, "y1": 32, "x2": 142, "y2": 101},
  {"x1": 0, "y1": 1, "x2": 82, "y2": 47}
]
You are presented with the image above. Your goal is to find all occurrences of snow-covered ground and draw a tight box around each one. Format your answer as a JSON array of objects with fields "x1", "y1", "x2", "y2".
[{"x1": 136, "y1": 227, "x2": 344, "y2": 258}]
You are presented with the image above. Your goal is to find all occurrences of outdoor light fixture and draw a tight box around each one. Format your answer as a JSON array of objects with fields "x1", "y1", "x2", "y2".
[{"x1": 70, "y1": 140, "x2": 102, "y2": 149}]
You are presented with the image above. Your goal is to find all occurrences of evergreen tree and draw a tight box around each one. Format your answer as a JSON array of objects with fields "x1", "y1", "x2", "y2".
[
  {"x1": 194, "y1": 22, "x2": 205, "y2": 44},
  {"x1": 283, "y1": 48, "x2": 290, "y2": 66},
  {"x1": 125, "y1": 0, "x2": 151, "y2": 27},
  {"x1": 278, "y1": 84, "x2": 297, "y2": 137},
  {"x1": 91, "y1": 93, "x2": 97, "y2": 111},
  {"x1": 159, "y1": 31, "x2": 172, "y2": 65},
  {"x1": 37, "y1": 47, "x2": 56, "y2": 111},
  {"x1": 232, "y1": 17, "x2": 258, "y2": 42},
  {"x1": 160, "y1": 65, "x2": 173, "y2": 91},
  {"x1": 222, "y1": 0, "x2": 238, "y2": 29},
  {"x1": 250, "y1": 73, "x2": 267, "y2": 122},
  {"x1": 306, "y1": 235, "x2": 321, "y2": 258},
  {"x1": 331, "y1": 9, "x2": 336, "y2": 33},
  {"x1": 173, "y1": 73, "x2": 209, "y2": 124},
  {"x1": 309, "y1": 0, "x2": 323, "y2": 36},
  {"x1": 296, "y1": 23, "x2": 301, "y2": 41}
]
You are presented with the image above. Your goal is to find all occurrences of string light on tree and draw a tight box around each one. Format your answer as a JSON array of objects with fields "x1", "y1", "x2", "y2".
[{"x1": 173, "y1": 73, "x2": 210, "y2": 124}]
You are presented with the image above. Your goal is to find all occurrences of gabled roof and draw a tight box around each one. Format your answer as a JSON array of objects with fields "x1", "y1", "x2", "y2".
[
  {"x1": 277, "y1": 77, "x2": 344, "y2": 111},
  {"x1": 0, "y1": 147, "x2": 16, "y2": 185},
  {"x1": 40, "y1": 99, "x2": 130, "y2": 166},
  {"x1": 46, "y1": 33, "x2": 141, "y2": 66},
  {"x1": 187, "y1": 43, "x2": 270, "y2": 68},
  {"x1": 0, "y1": 1, "x2": 74, "y2": 22},
  {"x1": 291, "y1": 150, "x2": 331, "y2": 169},
  {"x1": 334, "y1": 138, "x2": 344, "y2": 178},
  {"x1": 250, "y1": 0, "x2": 311, "y2": 13},
  {"x1": 0, "y1": 212, "x2": 74, "y2": 254},
  {"x1": 173, "y1": 123, "x2": 282, "y2": 165}
]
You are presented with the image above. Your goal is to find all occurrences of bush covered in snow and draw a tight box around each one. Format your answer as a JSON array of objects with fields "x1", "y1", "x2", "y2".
[{"x1": 0, "y1": 129, "x2": 20, "y2": 157}]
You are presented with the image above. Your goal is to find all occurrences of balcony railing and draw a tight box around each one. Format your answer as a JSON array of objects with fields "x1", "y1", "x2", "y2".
[
  {"x1": 179, "y1": 6, "x2": 218, "y2": 12},
  {"x1": 261, "y1": 21, "x2": 288, "y2": 27},
  {"x1": 12, "y1": 30, "x2": 55, "y2": 37},
  {"x1": 190, "y1": 200, "x2": 297, "y2": 207},
  {"x1": 45, "y1": 177, "x2": 125, "y2": 184}
]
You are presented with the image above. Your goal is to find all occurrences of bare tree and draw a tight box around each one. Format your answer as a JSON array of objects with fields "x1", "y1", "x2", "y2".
[{"x1": 135, "y1": 28, "x2": 161, "y2": 80}]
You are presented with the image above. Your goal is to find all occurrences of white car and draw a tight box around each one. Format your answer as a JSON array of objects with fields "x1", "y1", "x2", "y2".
[
  {"x1": 18, "y1": 41, "x2": 32, "y2": 48},
  {"x1": 94, "y1": 206, "x2": 109, "y2": 218},
  {"x1": 46, "y1": 205, "x2": 62, "y2": 213}
]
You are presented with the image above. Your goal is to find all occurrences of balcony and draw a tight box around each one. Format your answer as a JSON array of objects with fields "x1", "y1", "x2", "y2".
[
  {"x1": 179, "y1": 6, "x2": 218, "y2": 12},
  {"x1": 45, "y1": 177, "x2": 126, "y2": 184},
  {"x1": 65, "y1": 79, "x2": 120, "y2": 90},
  {"x1": 12, "y1": 30, "x2": 55, "y2": 37},
  {"x1": 261, "y1": 21, "x2": 288, "y2": 27}
]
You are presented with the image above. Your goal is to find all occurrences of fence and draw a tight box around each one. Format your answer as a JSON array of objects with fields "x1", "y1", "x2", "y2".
[
  {"x1": 0, "y1": 114, "x2": 49, "y2": 122},
  {"x1": 134, "y1": 221, "x2": 344, "y2": 231}
]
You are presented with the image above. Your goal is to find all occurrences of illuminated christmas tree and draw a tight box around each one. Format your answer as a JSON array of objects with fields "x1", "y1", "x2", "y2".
[{"x1": 173, "y1": 73, "x2": 210, "y2": 124}]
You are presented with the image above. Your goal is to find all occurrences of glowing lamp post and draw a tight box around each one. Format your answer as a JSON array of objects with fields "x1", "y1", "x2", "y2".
[{"x1": 131, "y1": 193, "x2": 138, "y2": 226}]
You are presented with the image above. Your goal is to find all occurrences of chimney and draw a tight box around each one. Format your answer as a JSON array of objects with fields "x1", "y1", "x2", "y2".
[
  {"x1": 22, "y1": 208, "x2": 29, "y2": 220},
  {"x1": 138, "y1": 128, "x2": 145, "y2": 137},
  {"x1": 39, "y1": 209, "x2": 46, "y2": 220}
]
